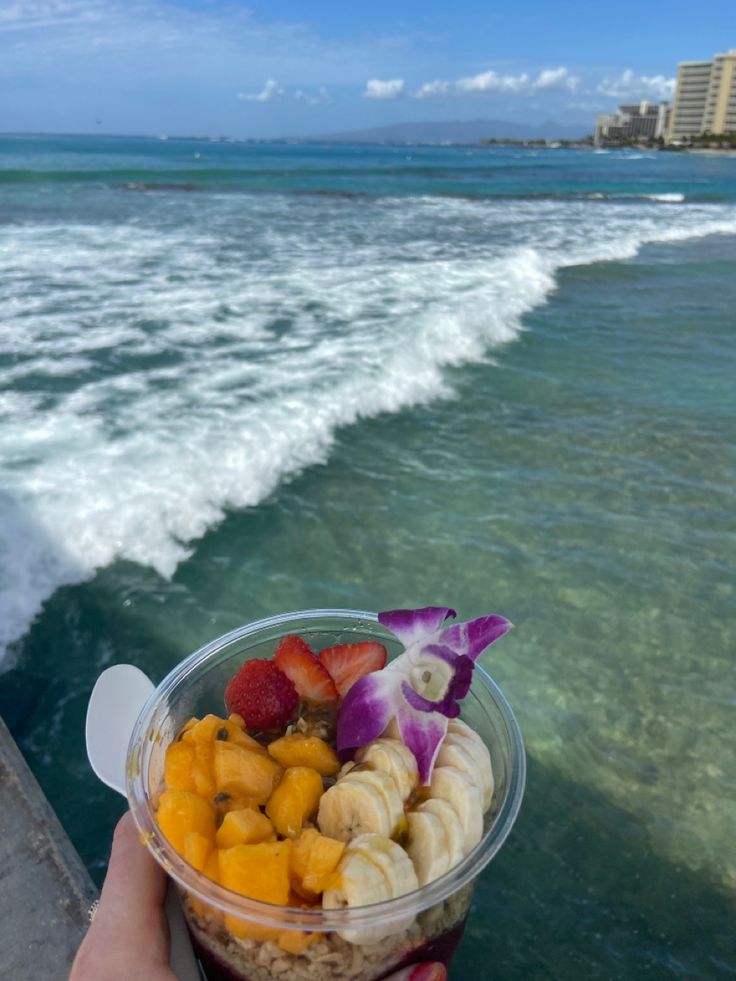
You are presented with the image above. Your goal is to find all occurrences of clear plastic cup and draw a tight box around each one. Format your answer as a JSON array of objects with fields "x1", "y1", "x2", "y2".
[{"x1": 127, "y1": 609, "x2": 525, "y2": 981}]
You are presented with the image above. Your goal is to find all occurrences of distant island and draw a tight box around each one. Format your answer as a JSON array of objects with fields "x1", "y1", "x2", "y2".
[{"x1": 306, "y1": 118, "x2": 589, "y2": 145}]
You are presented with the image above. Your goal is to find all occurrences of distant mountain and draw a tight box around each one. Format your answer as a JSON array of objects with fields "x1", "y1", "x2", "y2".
[{"x1": 306, "y1": 118, "x2": 589, "y2": 144}]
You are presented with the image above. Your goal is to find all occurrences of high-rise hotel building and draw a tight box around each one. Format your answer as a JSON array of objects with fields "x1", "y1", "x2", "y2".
[{"x1": 667, "y1": 50, "x2": 736, "y2": 140}]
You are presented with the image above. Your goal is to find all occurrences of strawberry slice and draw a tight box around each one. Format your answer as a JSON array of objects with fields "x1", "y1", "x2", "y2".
[
  {"x1": 318, "y1": 641, "x2": 388, "y2": 697},
  {"x1": 273, "y1": 635, "x2": 338, "y2": 703}
]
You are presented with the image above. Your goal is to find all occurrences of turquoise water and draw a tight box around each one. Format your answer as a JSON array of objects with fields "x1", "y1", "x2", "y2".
[{"x1": 1, "y1": 136, "x2": 735, "y2": 978}]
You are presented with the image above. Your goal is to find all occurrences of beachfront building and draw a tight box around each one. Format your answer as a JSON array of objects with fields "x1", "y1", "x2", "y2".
[
  {"x1": 667, "y1": 50, "x2": 736, "y2": 141},
  {"x1": 593, "y1": 101, "x2": 670, "y2": 146}
]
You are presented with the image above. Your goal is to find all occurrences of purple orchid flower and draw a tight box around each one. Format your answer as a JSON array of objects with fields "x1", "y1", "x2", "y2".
[{"x1": 336, "y1": 606, "x2": 512, "y2": 783}]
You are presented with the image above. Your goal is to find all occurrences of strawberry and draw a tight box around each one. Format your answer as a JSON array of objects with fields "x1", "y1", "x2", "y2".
[
  {"x1": 224, "y1": 659, "x2": 298, "y2": 730},
  {"x1": 318, "y1": 641, "x2": 388, "y2": 697},
  {"x1": 273, "y1": 635, "x2": 339, "y2": 703}
]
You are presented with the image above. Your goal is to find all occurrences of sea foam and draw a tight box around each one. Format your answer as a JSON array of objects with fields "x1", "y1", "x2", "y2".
[{"x1": 1, "y1": 193, "x2": 735, "y2": 662}]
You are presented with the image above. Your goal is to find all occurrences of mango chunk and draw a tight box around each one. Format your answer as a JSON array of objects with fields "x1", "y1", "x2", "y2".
[
  {"x1": 213, "y1": 792, "x2": 262, "y2": 814},
  {"x1": 290, "y1": 828, "x2": 345, "y2": 898},
  {"x1": 215, "y1": 808, "x2": 276, "y2": 849},
  {"x1": 267, "y1": 734, "x2": 340, "y2": 776},
  {"x1": 266, "y1": 766, "x2": 324, "y2": 839},
  {"x1": 219, "y1": 841, "x2": 292, "y2": 905},
  {"x1": 157, "y1": 790, "x2": 215, "y2": 855},
  {"x1": 203, "y1": 849, "x2": 220, "y2": 884},
  {"x1": 291, "y1": 828, "x2": 320, "y2": 886},
  {"x1": 164, "y1": 741, "x2": 197, "y2": 792},
  {"x1": 302, "y1": 835, "x2": 346, "y2": 894},
  {"x1": 213, "y1": 742, "x2": 283, "y2": 804},
  {"x1": 182, "y1": 714, "x2": 267, "y2": 754},
  {"x1": 183, "y1": 831, "x2": 212, "y2": 872},
  {"x1": 192, "y1": 741, "x2": 216, "y2": 798}
]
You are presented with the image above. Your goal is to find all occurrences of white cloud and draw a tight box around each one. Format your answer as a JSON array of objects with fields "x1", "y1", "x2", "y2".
[
  {"x1": 597, "y1": 69, "x2": 675, "y2": 101},
  {"x1": 457, "y1": 70, "x2": 529, "y2": 93},
  {"x1": 363, "y1": 78, "x2": 405, "y2": 100},
  {"x1": 295, "y1": 86, "x2": 332, "y2": 105},
  {"x1": 416, "y1": 69, "x2": 528, "y2": 98},
  {"x1": 415, "y1": 66, "x2": 579, "y2": 99},
  {"x1": 533, "y1": 67, "x2": 579, "y2": 92},
  {"x1": 238, "y1": 79, "x2": 283, "y2": 103}
]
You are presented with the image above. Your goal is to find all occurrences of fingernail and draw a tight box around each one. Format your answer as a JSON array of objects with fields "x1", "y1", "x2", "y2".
[{"x1": 409, "y1": 963, "x2": 448, "y2": 981}]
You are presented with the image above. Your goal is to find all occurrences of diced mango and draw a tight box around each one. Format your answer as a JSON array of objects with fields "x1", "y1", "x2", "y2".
[
  {"x1": 266, "y1": 767, "x2": 324, "y2": 839},
  {"x1": 203, "y1": 849, "x2": 220, "y2": 884},
  {"x1": 192, "y1": 741, "x2": 216, "y2": 798},
  {"x1": 219, "y1": 841, "x2": 292, "y2": 905},
  {"x1": 215, "y1": 808, "x2": 276, "y2": 849},
  {"x1": 164, "y1": 741, "x2": 197, "y2": 792},
  {"x1": 302, "y1": 835, "x2": 346, "y2": 894},
  {"x1": 278, "y1": 930, "x2": 323, "y2": 954},
  {"x1": 182, "y1": 714, "x2": 267, "y2": 753},
  {"x1": 290, "y1": 828, "x2": 320, "y2": 884},
  {"x1": 183, "y1": 831, "x2": 212, "y2": 872},
  {"x1": 156, "y1": 790, "x2": 215, "y2": 855},
  {"x1": 213, "y1": 742, "x2": 282, "y2": 804},
  {"x1": 290, "y1": 828, "x2": 345, "y2": 898},
  {"x1": 267, "y1": 734, "x2": 340, "y2": 776},
  {"x1": 213, "y1": 791, "x2": 261, "y2": 812}
]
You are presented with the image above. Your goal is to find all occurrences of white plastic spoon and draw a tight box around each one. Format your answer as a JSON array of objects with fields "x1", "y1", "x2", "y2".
[{"x1": 85, "y1": 664, "x2": 202, "y2": 981}]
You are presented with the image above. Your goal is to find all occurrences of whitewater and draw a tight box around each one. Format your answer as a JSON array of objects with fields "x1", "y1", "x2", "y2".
[{"x1": 1, "y1": 140, "x2": 736, "y2": 663}]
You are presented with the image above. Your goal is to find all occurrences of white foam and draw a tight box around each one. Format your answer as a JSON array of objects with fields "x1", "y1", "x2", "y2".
[
  {"x1": 1, "y1": 195, "x2": 735, "y2": 662},
  {"x1": 645, "y1": 193, "x2": 685, "y2": 203}
]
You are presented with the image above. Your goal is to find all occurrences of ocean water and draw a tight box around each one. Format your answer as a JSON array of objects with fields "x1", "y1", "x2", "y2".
[{"x1": 1, "y1": 135, "x2": 735, "y2": 978}]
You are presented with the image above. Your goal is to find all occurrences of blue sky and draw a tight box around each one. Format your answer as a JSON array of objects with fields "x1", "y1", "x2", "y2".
[{"x1": 1, "y1": 0, "x2": 733, "y2": 136}]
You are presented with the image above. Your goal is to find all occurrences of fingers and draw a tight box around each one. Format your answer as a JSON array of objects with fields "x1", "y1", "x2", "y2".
[
  {"x1": 98, "y1": 811, "x2": 168, "y2": 932},
  {"x1": 70, "y1": 812, "x2": 172, "y2": 980}
]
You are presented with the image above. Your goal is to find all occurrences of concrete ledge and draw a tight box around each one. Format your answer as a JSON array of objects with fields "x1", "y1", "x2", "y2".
[{"x1": 0, "y1": 714, "x2": 98, "y2": 980}]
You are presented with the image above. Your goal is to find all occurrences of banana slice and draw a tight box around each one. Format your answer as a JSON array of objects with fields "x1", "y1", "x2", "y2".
[
  {"x1": 436, "y1": 734, "x2": 493, "y2": 812},
  {"x1": 406, "y1": 810, "x2": 451, "y2": 886},
  {"x1": 429, "y1": 765, "x2": 483, "y2": 853},
  {"x1": 323, "y1": 836, "x2": 418, "y2": 942},
  {"x1": 350, "y1": 833, "x2": 419, "y2": 898},
  {"x1": 317, "y1": 778, "x2": 393, "y2": 841},
  {"x1": 322, "y1": 845, "x2": 393, "y2": 942},
  {"x1": 445, "y1": 719, "x2": 494, "y2": 812},
  {"x1": 354, "y1": 739, "x2": 419, "y2": 800},
  {"x1": 381, "y1": 718, "x2": 402, "y2": 741},
  {"x1": 342, "y1": 769, "x2": 404, "y2": 833},
  {"x1": 417, "y1": 798, "x2": 465, "y2": 868}
]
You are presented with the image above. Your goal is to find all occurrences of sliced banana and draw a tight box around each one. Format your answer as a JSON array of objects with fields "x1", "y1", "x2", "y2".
[
  {"x1": 417, "y1": 798, "x2": 465, "y2": 868},
  {"x1": 381, "y1": 717, "x2": 402, "y2": 741},
  {"x1": 436, "y1": 733, "x2": 493, "y2": 812},
  {"x1": 445, "y1": 719, "x2": 494, "y2": 812},
  {"x1": 429, "y1": 765, "x2": 483, "y2": 853},
  {"x1": 317, "y1": 778, "x2": 393, "y2": 841},
  {"x1": 350, "y1": 833, "x2": 419, "y2": 898},
  {"x1": 406, "y1": 810, "x2": 450, "y2": 886},
  {"x1": 354, "y1": 738, "x2": 419, "y2": 800},
  {"x1": 323, "y1": 836, "x2": 417, "y2": 942},
  {"x1": 341, "y1": 769, "x2": 404, "y2": 833}
]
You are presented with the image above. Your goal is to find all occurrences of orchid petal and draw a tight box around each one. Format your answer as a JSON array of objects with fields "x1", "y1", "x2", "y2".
[
  {"x1": 441, "y1": 615, "x2": 513, "y2": 662},
  {"x1": 395, "y1": 702, "x2": 449, "y2": 784},
  {"x1": 399, "y1": 653, "x2": 473, "y2": 718},
  {"x1": 378, "y1": 607, "x2": 457, "y2": 648},
  {"x1": 448, "y1": 654, "x2": 474, "y2": 703},
  {"x1": 336, "y1": 670, "x2": 401, "y2": 759}
]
